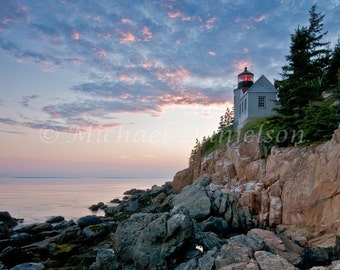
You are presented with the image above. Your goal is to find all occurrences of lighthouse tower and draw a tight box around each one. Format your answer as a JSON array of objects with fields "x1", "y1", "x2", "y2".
[
  {"x1": 238, "y1": 67, "x2": 254, "y2": 93},
  {"x1": 234, "y1": 67, "x2": 254, "y2": 129}
]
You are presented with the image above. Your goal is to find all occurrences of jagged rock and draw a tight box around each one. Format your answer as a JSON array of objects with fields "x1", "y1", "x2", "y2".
[
  {"x1": 173, "y1": 128, "x2": 340, "y2": 244},
  {"x1": 82, "y1": 223, "x2": 108, "y2": 243},
  {"x1": 194, "y1": 231, "x2": 225, "y2": 251},
  {"x1": 91, "y1": 248, "x2": 119, "y2": 270},
  {"x1": 173, "y1": 168, "x2": 194, "y2": 193},
  {"x1": 198, "y1": 247, "x2": 217, "y2": 270},
  {"x1": 9, "y1": 262, "x2": 45, "y2": 270},
  {"x1": 113, "y1": 206, "x2": 194, "y2": 269},
  {"x1": 172, "y1": 177, "x2": 212, "y2": 219},
  {"x1": 248, "y1": 228, "x2": 303, "y2": 266},
  {"x1": 197, "y1": 216, "x2": 229, "y2": 237},
  {"x1": 254, "y1": 250, "x2": 298, "y2": 270},
  {"x1": 215, "y1": 240, "x2": 253, "y2": 268}
]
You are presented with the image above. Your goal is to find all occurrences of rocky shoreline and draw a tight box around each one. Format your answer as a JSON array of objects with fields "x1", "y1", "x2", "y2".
[{"x1": 1, "y1": 176, "x2": 339, "y2": 269}]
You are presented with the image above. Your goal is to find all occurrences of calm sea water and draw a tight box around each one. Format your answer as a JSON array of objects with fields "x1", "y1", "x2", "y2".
[{"x1": 0, "y1": 177, "x2": 168, "y2": 224}]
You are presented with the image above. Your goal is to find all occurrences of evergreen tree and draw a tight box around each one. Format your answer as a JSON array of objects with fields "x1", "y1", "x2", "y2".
[
  {"x1": 218, "y1": 107, "x2": 234, "y2": 131},
  {"x1": 271, "y1": 4, "x2": 331, "y2": 145},
  {"x1": 307, "y1": 4, "x2": 331, "y2": 92}
]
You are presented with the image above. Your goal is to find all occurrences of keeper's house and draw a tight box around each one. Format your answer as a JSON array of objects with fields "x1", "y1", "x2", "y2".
[{"x1": 233, "y1": 67, "x2": 279, "y2": 130}]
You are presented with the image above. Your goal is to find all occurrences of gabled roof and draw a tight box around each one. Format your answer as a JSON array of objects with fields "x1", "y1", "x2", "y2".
[{"x1": 248, "y1": 75, "x2": 277, "y2": 93}]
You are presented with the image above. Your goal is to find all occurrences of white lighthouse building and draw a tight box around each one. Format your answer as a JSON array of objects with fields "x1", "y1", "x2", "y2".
[{"x1": 233, "y1": 67, "x2": 279, "y2": 130}]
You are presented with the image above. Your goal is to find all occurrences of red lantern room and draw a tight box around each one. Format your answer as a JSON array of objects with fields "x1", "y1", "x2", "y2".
[{"x1": 238, "y1": 67, "x2": 254, "y2": 93}]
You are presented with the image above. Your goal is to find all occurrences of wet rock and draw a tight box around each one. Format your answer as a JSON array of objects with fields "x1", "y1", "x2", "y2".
[
  {"x1": 113, "y1": 206, "x2": 194, "y2": 269},
  {"x1": 0, "y1": 212, "x2": 18, "y2": 229},
  {"x1": 10, "y1": 262, "x2": 45, "y2": 270},
  {"x1": 89, "y1": 202, "x2": 106, "y2": 212},
  {"x1": 82, "y1": 223, "x2": 108, "y2": 243},
  {"x1": 76, "y1": 215, "x2": 102, "y2": 229},
  {"x1": 91, "y1": 248, "x2": 119, "y2": 270},
  {"x1": 0, "y1": 222, "x2": 10, "y2": 240},
  {"x1": 45, "y1": 216, "x2": 65, "y2": 224},
  {"x1": 0, "y1": 246, "x2": 31, "y2": 268},
  {"x1": 10, "y1": 233, "x2": 31, "y2": 246}
]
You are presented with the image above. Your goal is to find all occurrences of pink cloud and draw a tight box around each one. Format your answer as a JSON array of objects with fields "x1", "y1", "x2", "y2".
[
  {"x1": 72, "y1": 32, "x2": 80, "y2": 40},
  {"x1": 168, "y1": 11, "x2": 182, "y2": 19},
  {"x1": 121, "y1": 18, "x2": 133, "y2": 24},
  {"x1": 142, "y1": 26, "x2": 153, "y2": 41},
  {"x1": 120, "y1": 32, "x2": 136, "y2": 43},
  {"x1": 253, "y1": 15, "x2": 266, "y2": 22},
  {"x1": 205, "y1": 16, "x2": 217, "y2": 29}
]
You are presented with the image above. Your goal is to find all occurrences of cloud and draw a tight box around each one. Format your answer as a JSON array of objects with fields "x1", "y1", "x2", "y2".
[
  {"x1": 1, "y1": 0, "x2": 339, "y2": 128},
  {"x1": 21, "y1": 95, "x2": 39, "y2": 107},
  {"x1": 0, "y1": 117, "x2": 18, "y2": 126}
]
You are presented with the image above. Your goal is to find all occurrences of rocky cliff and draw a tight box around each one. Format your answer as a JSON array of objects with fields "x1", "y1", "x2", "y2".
[{"x1": 173, "y1": 128, "x2": 340, "y2": 248}]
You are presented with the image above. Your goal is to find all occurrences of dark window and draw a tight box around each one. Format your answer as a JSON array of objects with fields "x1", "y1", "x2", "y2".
[{"x1": 258, "y1": 96, "x2": 266, "y2": 108}]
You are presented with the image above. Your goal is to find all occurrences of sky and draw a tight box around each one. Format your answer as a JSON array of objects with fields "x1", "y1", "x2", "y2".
[{"x1": 0, "y1": 0, "x2": 339, "y2": 178}]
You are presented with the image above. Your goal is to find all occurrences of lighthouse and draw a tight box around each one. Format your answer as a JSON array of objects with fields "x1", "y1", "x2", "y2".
[{"x1": 233, "y1": 67, "x2": 279, "y2": 130}]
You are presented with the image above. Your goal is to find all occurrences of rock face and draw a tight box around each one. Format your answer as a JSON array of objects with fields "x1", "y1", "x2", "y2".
[
  {"x1": 113, "y1": 207, "x2": 194, "y2": 269},
  {"x1": 173, "y1": 128, "x2": 340, "y2": 247}
]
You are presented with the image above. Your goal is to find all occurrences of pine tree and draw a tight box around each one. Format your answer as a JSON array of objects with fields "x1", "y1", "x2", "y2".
[
  {"x1": 271, "y1": 4, "x2": 331, "y2": 145},
  {"x1": 218, "y1": 107, "x2": 234, "y2": 131}
]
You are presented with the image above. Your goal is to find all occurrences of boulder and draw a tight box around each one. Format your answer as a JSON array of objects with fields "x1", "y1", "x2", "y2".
[
  {"x1": 248, "y1": 228, "x2": 303, "y2": 265},
  {"x1": 91, "y1": 248, "x2": 119, "y2": 270},
  {"x1": 113, "y1": 206, "x2": 194, "y2": 269},
  {"x1": 76, "y1": 215, "x2": 102, "y2": 229},
  {"x1": 254, "y1": 250, "x2": 298, "y2": 270},
  {"x1": 172, "y1": 177, "x2": 211, "y2": 219},
  {"x1": 45, "y1": 216, "x2": 64, "y2": 224},
  {"x1": 0, "y1": 212, "x2": 18, "y2": 229}
]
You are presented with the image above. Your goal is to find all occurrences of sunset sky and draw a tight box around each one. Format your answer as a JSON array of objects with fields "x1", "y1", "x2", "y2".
[{"x1": 0, "y1": 0, "x2": 339, "y2": 178}]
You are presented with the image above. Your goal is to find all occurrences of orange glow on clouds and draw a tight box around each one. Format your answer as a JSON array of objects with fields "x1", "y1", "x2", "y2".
[
  {"x1": 72, "y1": 32, "x2": 80, "y2": 40},
  {"x1": 168, "y1": 11, "x2": 182, "y2": 19},
  {"x1": 120, "y1": 32, "x2": 136, "y2": 43},
  {"x1": 233, "y1": 60, "x2": 252, "y2": 74},
  {"x1": 121, "y1": 18, "x2": 133, "y2": 24},
  {"x1": 142, "y1": 26, "x2": 153, "y2": 41}
]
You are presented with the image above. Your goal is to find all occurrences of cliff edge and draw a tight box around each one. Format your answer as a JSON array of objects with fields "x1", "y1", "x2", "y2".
[{"x1": 173, "y1": 128, "x2": 340, "y2": 247}]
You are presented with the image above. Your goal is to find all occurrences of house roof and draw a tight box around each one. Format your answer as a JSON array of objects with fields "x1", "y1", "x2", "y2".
[{"x1": 248, "y1": 75, "x2": 277, "y2": 93}]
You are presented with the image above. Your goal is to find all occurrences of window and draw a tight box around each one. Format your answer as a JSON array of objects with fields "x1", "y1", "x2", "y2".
[
  {"x1": 239, "y1": 104, "x2": 241, "y2": 116},
  {"x1": 245, "y1": 98, "x2": 247, "y2": 111},
  {"x1": 258, "y1": 96, "x2": 266, "y2": 108}
]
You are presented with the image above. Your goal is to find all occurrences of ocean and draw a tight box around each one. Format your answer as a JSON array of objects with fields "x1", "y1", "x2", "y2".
[{"x1": 0, "y1": 177, "x2": 168, "y2": 224}]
